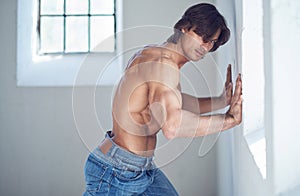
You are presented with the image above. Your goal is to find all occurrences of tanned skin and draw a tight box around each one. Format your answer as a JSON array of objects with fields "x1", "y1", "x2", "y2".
[{"x1": 109, "y1": 28, "x2": 242, "y2": 157}]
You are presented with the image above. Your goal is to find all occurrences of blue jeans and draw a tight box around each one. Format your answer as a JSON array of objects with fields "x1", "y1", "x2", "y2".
[{"x1": 83, "y1": 132, "x2": 179, "y2": 196}]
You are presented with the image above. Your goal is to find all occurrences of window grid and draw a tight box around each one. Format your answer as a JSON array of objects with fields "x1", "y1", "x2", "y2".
[{"x1": 38, "y1": 0, "x2": 116, "y2": 55}]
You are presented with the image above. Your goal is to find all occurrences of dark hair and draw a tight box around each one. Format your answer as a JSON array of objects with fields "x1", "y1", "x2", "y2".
[{"x1": 167, "y1": 3, "x2": 230, "y2": 52}]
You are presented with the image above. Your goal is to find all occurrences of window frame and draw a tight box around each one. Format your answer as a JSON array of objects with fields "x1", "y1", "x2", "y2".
[
  {"x1": 240, "y1": 0, "x2": 266, "y2": 179},
  {"x1": 17, "y1": 0, "x2": 123, "y2": 87},
  {"x1": 38, "y1": 0, "x2": 116, "y2": 54}
]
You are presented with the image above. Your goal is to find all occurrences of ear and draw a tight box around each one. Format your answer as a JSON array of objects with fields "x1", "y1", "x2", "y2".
[{"x1": 181, "y1": 28, "x2": 186, "y2": 33}]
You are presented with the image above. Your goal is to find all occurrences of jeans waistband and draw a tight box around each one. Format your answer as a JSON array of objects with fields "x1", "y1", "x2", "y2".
[{"x1": 92, "y1": 131, "x2": 155, "y2": 171}]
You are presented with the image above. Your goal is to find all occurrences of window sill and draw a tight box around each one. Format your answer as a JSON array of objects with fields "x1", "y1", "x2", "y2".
[
  {"x1": 244, "y1": 129, "x2": 266, "y2": 179},
  {"x1": 17, "y1": 53, "x2": 122, "y2": 87},
  {"x1": 17, "y1": 0, "x2": 123, "y2": 87}
]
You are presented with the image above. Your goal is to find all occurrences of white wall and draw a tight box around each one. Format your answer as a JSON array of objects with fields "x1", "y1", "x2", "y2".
[
  {"x1": 271, "y1": 0, "x2": 300, "y2": 194},
  {"x1": 216, "y1": 0, "x2": 300, "y2": 196},
  {"x1": 215, "y1": 0, "x2": 272, "y2": 195},
  {"x1": 0, "y1": 0, "x2": 219, "y2": 195}
]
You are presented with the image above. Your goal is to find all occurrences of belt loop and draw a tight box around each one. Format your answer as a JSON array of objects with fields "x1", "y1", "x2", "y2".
[
  {"x1": 147, "y1": 157, "x2": 154, "y2": 169},
  {"x1": 109, "y1": 145, "x2": 118, "y2": 158},
  {"x1": 145, "y1": 157, "x2": 150, "y2": 168}
]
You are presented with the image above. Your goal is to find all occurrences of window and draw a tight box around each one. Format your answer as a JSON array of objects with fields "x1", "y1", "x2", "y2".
[
  {"x1": 241, "y1": 0, "x2": 266, "y2": 178},
  {"x1": 17, "y1": 0, "x2": 122, "y2": 86},
  {"x1": 38, "y1": 0, "x2": 115, "y2": 54}
]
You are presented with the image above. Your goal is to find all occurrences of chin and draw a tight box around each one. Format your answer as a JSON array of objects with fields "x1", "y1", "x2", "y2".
[{"x1": 191, "y1": 56, "x2": 203, "y2": 62}]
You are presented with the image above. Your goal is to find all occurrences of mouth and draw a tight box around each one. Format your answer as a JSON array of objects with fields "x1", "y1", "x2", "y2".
[{"x1": 195, "y1": 49, "x2": 205, "y2": 57}]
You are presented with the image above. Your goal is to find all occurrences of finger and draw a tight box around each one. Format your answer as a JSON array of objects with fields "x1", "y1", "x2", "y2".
[
  {"x1": 237, "y1": 95, "x2": 243, "y2": 105},
  {"x1": 237, "y1": 74, "x2": 242, "y2": 95},
  {"x1": 240, "y1": 75, "x2": 243, "y2": 95},
  {"x1": 237, "y1": 73, "x2": 242, "y2": 83},
  {"x1": 227, "y1": 83, "x2": 233, "y2": 95},
  {"x1": 225, "y1": 64, "x2": 232, "y2": 86},
  {"x1": 226, "y1": 83, "x2": 233, "y2": 104},
  {"x1": 231, "y1": 77, "x2": 242, "y2": 104},
  {"x1": 235, "y1": 81, "x2": 242, "y2": 99}
]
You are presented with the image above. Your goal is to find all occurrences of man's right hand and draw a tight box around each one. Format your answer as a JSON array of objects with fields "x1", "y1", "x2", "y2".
[{"x1": 226, "y1": 74, "x2": 243, "y2": 126}]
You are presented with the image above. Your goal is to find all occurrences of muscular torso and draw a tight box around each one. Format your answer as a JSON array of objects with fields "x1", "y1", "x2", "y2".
[{"x1": 111, "y1": 45, "x2": 181, "y2": 157}]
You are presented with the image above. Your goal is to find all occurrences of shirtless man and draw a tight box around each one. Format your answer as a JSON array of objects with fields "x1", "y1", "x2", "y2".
[{"x1": 83, "y1": 3, "x2": 242, "y2": 195}]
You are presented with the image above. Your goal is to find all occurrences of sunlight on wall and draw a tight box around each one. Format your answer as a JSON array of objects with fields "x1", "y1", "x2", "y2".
[{"x1": 241, "y1": 0, "x2": 266, "y2": 179}]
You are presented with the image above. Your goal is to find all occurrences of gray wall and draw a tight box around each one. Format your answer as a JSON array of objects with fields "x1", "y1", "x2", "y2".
[{"x1": 0, "y1": 0, "x2": 219, "y2": 195}]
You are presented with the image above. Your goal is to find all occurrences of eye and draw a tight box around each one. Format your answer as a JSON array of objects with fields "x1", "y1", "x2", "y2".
[{"x1": 210, "y1": 40, "x2": 218, "y2": 44}]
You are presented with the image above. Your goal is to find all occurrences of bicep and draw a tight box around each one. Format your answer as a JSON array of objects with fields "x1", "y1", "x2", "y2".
[
  {"x1": 149, "y1": 84, "x2": 182, "y2": 138},
  {"x1": 150, "y1": 84, "x2": 182, "y2": 113}
]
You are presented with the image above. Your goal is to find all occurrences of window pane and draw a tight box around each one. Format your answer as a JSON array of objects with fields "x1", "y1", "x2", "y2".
[
  {"x1": 90, "y1": 16, "x2": 115, "y2": 52},
  {"x1": 40, "y1": 17, "x2": 64, "y2": 53},
  {"x1": 40, "y1": 0, "x2": 64, "y2": 15},
  {"x1": 90, "y1": 0, "x2": 114, "y2": 15},
  {"x1": 66, "y1": 16, "x2": 88, "y2": 52},
  {"x1": 66, "y1": 0, "x2": 88, "y2": 15}
]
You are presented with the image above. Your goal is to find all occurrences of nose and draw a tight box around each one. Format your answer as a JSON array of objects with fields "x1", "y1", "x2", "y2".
[{"x1": 201, "y1": 42, "x2": 213, "y2": 52}]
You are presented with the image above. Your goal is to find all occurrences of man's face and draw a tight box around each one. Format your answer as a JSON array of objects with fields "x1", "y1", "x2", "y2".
[{"x1": 180, "y1": 28, "x2": 221, "y2": 61}]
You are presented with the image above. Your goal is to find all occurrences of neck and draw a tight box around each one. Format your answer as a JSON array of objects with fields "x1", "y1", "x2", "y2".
[{"x1": 162, "y1": 42, "x2": 189, "y2": 69}]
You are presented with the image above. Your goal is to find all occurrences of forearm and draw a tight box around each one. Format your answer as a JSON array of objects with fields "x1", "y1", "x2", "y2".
[
  {"x1": 161, "y1": 73, "x2": 242, "y2": 139},
  {"x1": 182, "y1": 93, "x2": 228, "y2": 114},
  {"x1": 178, "y1": 111, "x2": 234, "y2": 137},
  {"x1": 162, "y1": 108, "x2": 235, "y2": 139},
  {"x1": 198, "y1": 96, "x2": 228, "y2": 113}
]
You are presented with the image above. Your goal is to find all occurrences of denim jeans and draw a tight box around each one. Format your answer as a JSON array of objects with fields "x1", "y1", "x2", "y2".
[{"x1": 83, "y1": 132, "x2": 179, "y2": 196}]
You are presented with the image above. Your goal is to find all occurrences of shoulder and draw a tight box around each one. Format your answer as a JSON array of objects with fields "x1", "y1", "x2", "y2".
[{"x1": 125, "y1": 49, "x2": 180, "y2": 87}]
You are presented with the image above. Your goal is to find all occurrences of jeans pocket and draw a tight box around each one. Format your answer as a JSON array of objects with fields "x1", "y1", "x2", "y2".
[
  {"x1": 84, "y1": 155, "x2": 108, "y2": 192},
  {"x1": 115, "y1": 168, "x2": 144, "y2": 182}
]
